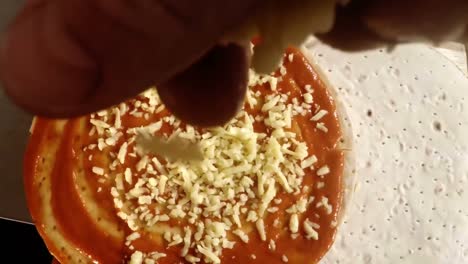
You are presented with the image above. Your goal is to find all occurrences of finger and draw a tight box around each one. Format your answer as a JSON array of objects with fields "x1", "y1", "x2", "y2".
[
  {"x1": 318, "y1": 0, "x2": 468, "y2": 51},
  {"x1": 362, "y1": 0, "x2": 468, "y2": 43},
  {"x1": 0, "y1": 1, "x2": 98, "y2": 116},
  {"x1": 316, "y1": 1, "x2": 389, "y2": 52},
  {"x1": 1, "y1": 1, "x2": 98, "y2": 116},
  {"x1": 1, "y1": 0, "x2": 259, "y2": 122},
  {"x1": 158, "y1": 44, "x2": 249, "y2": 127}
]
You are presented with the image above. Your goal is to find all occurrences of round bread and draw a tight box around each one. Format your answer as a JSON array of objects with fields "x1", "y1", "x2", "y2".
[{"x1": 24, "y1": 48, "x2": 354, "y2": 264}]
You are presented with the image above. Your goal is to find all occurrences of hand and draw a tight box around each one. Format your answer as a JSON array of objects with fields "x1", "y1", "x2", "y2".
[
  {"x1": 2, "y1": 0, "x2": 467, "y2": 127},
  {"x1": 0, "y1": 0, "x2": 259, "y2": 126},
  {"x1": 317, "y1": 0, "x2": 468, "y2": 51}
]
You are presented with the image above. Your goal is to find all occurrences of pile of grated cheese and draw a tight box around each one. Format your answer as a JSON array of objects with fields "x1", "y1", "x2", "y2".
[{"x1": 86, "y1": 55, "x2": 334, "y2": 264}]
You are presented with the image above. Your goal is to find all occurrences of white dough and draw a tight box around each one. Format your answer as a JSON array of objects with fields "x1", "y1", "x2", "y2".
[{"x1": 301, "y1": 38, "x2": 468, "y2": 264}]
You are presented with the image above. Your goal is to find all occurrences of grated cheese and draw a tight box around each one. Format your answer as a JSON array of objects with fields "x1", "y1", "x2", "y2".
[
  {"x1": 185, "y1": 255, "x2": 201, "y2": 263},
  {"x1": 92, "y1": 166, "x2": 104, "y2": 176},
  {"x1": 316, "y1": 196, "x2": 333, "y2": 215},
  {"x1": 311, "y1": 110, "x2": 328, "y2": 121},
  {"x1": 301, "y1": 155, "x2": 318, "y2": 169},
  {"x1": 125, "y1": 168, "x2": 133, "y2": 184},
  {"x1": 118, "y1": 142, "x2": 128, "y2": 164},
  {"x1": 127, "y1": 232, "x2": 141, "y2": 242},
  {"x1": 233, "y1": 229, "x2": 249, "y2": 243},
  {"x1": 262, "y1": 95, "x2": 281, "y2": 112},
  {"x1": 303, "y1": 93, "x2": 313, "y2": 104},
  {"x1": 84, "y1": 60, "x2": 339, "y2": 263},
  {"x1": 303, "y1": 218, "x2": 319, "y2": 240},
  {"x1": 269, "y1": 239, "x2": 276, "y2": 251},
  {"x1": 316, "y1": 122, "x2": 328, "y2": 132},
  {"x1": 256, "y1": 219, "x2": 267, "y2": 241},
  {"x1": 114, "y1": 108, "x2": 122, "y2": 129},
  {"x1": 279, "y1": 64, "x2": 287, "y2": 76},
  {"x1": 197, "y1": 245, "x2": 221, "y2": 264},
  {"x1": 289, "y1": 213, "x2": 299, "y2": 233},
  {"x1": 129, "y1": 251, "x2": 143, "y2": 264},
  {"x1": 181, "y1": 227, "x2": 192, "y2": 257},
  {"x1": 317, "y1": 166, "x2": 330, "y2": 176},
  {"x1": 136, "y1": 156, "x2": 149, "y2": 172}
]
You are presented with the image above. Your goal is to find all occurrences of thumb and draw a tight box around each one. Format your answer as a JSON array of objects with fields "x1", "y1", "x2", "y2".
[{"x1": 1, "y1": 0, "x2": 259, "y2": 126}]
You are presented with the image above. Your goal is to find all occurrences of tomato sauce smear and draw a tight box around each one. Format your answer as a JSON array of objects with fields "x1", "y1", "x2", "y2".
[{"x1": 24, "y1": 47, "x2": 346, "y2": 264}]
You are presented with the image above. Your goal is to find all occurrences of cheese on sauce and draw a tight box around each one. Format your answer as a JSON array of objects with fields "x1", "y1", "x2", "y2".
[
  {"x1": 289, "y1": 213, "x2": 299, "y2": 233},
  {"x1": 303, "y1": 218, "x2": 319, "y2": 240},
  {"x1": 83, "y1": 50, "x2": 341, "y2": 264},
  {"x1": 92, "y1": 166, "x2": 104, "y2": 176},
  {"x1": 311, "y1": 109, "x2": 328, "y2": 121}
]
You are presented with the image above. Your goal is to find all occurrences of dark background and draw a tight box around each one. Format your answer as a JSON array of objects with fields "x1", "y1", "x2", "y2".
[
  {"x1": 0, "y1": 218, "x2": 52, "y2": 263},
  {"x1": 1, "y1": 0, "x2": 34, "y2": 224},
  {"x1": 1, "y1": 2, "x2": 51, "y2": 263}
]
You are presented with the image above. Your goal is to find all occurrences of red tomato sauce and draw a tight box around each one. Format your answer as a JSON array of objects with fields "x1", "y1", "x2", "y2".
[{"x1": 24, "y1": 48, "x2": 345, "y2": 264}]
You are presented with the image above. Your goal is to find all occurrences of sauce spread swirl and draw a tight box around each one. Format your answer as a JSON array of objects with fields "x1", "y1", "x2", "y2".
[{"x1": 24, "y1": 48, "x2": 345, "y2": 264}]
